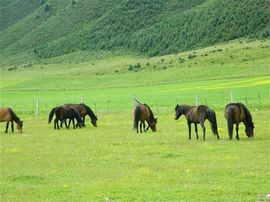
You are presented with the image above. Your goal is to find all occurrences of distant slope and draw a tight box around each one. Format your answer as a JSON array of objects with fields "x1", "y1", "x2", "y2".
[
  {"x1": 0, "y1": 0, "x2": 269, "y2": 61},
  {"x1": 0, "y1": 0, "x2": 41, "y2": 31},
  {"x1": 0, "y1": 0, "x2": 122, "y2": 53}
]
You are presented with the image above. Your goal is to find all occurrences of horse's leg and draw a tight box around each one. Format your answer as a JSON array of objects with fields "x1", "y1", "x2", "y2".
[
  {"x1": 56, "y1": 119, "x2": 60, "y2": 129},
  {"x1": 235, "y1": 123, "x2": 240, "y2": 140},
  {"x1": 67, "y1": 119, "x2": 71, "y2": 128},
  {"x1": 83, "y1": 117, "x2": 85, "y2": 127},
  {"x1": 54, "y1": 118, "x2": 57, "y2": 129},
  {"x1": 11, "y1": 121, "x2": 14, "y2": 132},
  {"x1": 5, "y1": 121, "x2": 9, "y2": 133},
  {"x1": 200, "y1": 120, "x2": 206, "y2": 140},
  {"x1": 72, "y1": 119, "x2": 75, "y2": 129},
  {"x1": 60, "y1": 119, "x2": 63, "y2": 128},
  {"x1": 139, "y1": 121, "x2": 143, "y2": 133},
  {"x1": 227, "y1": 121, "x2": 233, "y2": 140},
  {"x1": 64, "y1": 119, "x2": 68, "y2": 128},
  {"x1": 187, "y1": 121, "x2": 191, "y2": 139},
  {"x1": 194, "y1": 123, "x2": 199, "y2": 139},
  {"x1": 143, "y1": 121, "x2": 146, "y2": 132}
]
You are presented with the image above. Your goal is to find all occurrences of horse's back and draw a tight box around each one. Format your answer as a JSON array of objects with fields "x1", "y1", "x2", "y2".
[
  {"x1": 187, "y1": 105, "x2": 207, "y2": 122},
  {"x1": 0, "y1": 108, "x2": 12, "y2": 122},
  {"x1": 64, "y1": 104, "x2": 86, "y2": 116}
]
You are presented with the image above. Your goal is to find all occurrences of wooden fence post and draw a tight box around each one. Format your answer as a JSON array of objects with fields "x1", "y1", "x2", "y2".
[
  {"x1": 35, "y1": 98, "x2": 40, "y2": 118},
  {"x1": 195, "y1": 95, "x2": 199, "y2": 106},
  {"x1": 230, "y1": 91, "x2": 233, "y2": 103}
]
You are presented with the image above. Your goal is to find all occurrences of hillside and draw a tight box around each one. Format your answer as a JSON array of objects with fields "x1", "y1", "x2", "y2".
[{"x1": 0, "y1": 0, "x2": 269, "y2": 62}]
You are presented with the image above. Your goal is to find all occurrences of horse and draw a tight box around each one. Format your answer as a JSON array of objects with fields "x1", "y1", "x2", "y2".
[
  {"x1": 133, "y1": 99, "x2": 157, "y2": 133},
  {"x1": 48, "y1": 106, "x2": 84, "y2": 129},
  {"x1": 224, "y1": 103, "x2": 254, "y2": 140},
  {"x1": 0, "y1": 108, "x2": 23, "y2": 133},
  {"x1": 62, "y1": 103, "x2": 98, "y2": 127},
  {"x1": 175, "y1": 104, "x2": 219, "y2": 140}
]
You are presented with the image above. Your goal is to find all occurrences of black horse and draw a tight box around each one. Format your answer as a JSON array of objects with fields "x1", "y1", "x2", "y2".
[
  {"x1": 48, "y1": 106, "x2": 84, "y2": 129},
  {"x1": 62, "y1": 103, "x2": 98, "y2": 127},
  {"x1": 224, "y1": 103, "x2": 254, "y2": 140},
  {"x1": 175, "y1": 104, "x2": 219, "y2": 140},
  {"x1": 133, "y1": 99, "x2": 157, "y2": 133}
]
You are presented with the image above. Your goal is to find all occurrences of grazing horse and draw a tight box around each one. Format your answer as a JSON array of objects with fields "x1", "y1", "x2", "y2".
[
  {"x1": 175, "y1": 104, "x2": 219, "y2": 140},
  {"x1": 63, "y1": 103, "x2": 98, "y2": 127},
  {"x1": 48, "y1": 106, "x2": 84, "y2": 129},
  {"x1": 0, "y1": 108, "x2": 23, "y2": 133},
  {"x1": 224, "y1": 103, "x2": 254, "y2": 140},
  {"x1": 133, "y1": 99, "x2": 157, "y2": 133}
]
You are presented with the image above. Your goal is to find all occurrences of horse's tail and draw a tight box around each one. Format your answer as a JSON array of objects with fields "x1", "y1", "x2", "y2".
[
  {"x1": 133, "y1": 106, "x2": 141, "y2": 131},
  {"x1": 225, "y1": 107, "x2": 234, "y2": 140},
  {"x1": 207, "y1": 108, "x2": 219, "y2": 139},
  {"x1": 48, "y1": 107, "x2": 57, "y2": 124}
]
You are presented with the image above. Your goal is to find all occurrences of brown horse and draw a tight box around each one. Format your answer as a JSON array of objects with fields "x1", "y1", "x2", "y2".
[
  {"x1": 63, "y1": 103, "x2": 98, "y2": 127},
  {"x1": 48, "y1": 106, "x2": 84, "y2": 129},
  {"x1": 133, "y1": 99, "x2": 157, "y2": 133},
  {"x1": 0, "y1": 108, "x2": 23, "y2": 133},
  {"x1": 224, "y1": 103, "x2": 254, "y2": 140},
  {"x1": 175, "y1": 104, "x2": 219, "y2": 140}
]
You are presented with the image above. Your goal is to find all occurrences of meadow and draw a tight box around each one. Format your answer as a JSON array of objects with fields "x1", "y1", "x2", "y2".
[
  {"x1": 1, "y1": 39, "x2": 270, "y2": 201},
  {"x1": 1, "y1": 111, "x2": 270, "y2": 201}
]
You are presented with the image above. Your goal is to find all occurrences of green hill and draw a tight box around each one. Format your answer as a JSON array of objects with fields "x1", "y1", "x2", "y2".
[{"x1": 0, "y1": 0, "x2": 269, "y2": 62}]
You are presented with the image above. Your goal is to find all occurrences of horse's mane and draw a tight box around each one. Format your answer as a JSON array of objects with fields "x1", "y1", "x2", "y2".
[
  {"x1": 7, "y1": 108, "x2": 21, "y2": 123},
  {"x1": 144, "y1": 103, "x2": 155, "y2": 121},
  {"x1": 237, "y1": 103, "x2": 254, "y2": 128},
  {"x1": 80, "y1": 103, "x2": 97, "y2": 120},
  {"x1": 175, "y1": 104, "x2": 193, "y2": 113}
]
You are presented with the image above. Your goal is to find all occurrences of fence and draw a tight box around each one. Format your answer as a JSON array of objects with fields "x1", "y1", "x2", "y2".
[{"x1": 1, "y1": 90, "x2": 269, "y2": 117}]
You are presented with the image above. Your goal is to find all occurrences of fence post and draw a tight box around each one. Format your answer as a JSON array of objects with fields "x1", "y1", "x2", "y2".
[
  {"x1": 195, "y1": 95, "x2": 199, "y2": 106},
  {"x1": 35, "y1": 98, "x2": 40, "y2": 118},
  {"x1": 230, "y1": 91, "x2": 233, "y2": 103},
  {"x1": 80, "y1": 96, "x2": 84, "y2": 103}
]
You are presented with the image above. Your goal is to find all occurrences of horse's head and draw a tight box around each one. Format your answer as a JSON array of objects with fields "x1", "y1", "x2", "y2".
[
  {"x1": 175, "y1": 104, "x2": 182, "y2": 120},
  {"x1": 17, "y1": 120, "x2": 23, "y2": 133},
  {"x1": 245, "y1": 122, "x2": 254, "y2": 138},
  {"x1": 91, "y1": 117, "x2": 98, "y2": 127},
  {"x1": 149, "y1": 118, "x2": 157, "y2": 132}
]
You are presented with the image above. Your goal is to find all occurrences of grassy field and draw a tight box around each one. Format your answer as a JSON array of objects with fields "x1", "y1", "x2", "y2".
[
  {"x1": 1, "y1": 111, "x2": 270, "y2": 201},
  {"x1": 1, "y1": 39, "x2": 270, "y2": 201},
  {"x1": 1, "y1": 39, "x2": 270, "y2": 114}
]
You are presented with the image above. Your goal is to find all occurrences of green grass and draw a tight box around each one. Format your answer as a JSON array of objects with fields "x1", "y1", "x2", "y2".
[
  {"x1": 1, "y1": 111, "x2": 270, "y2": 201},
  {"x1": 1, "y1": 39, "x2": 270, "y2": 201}
]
